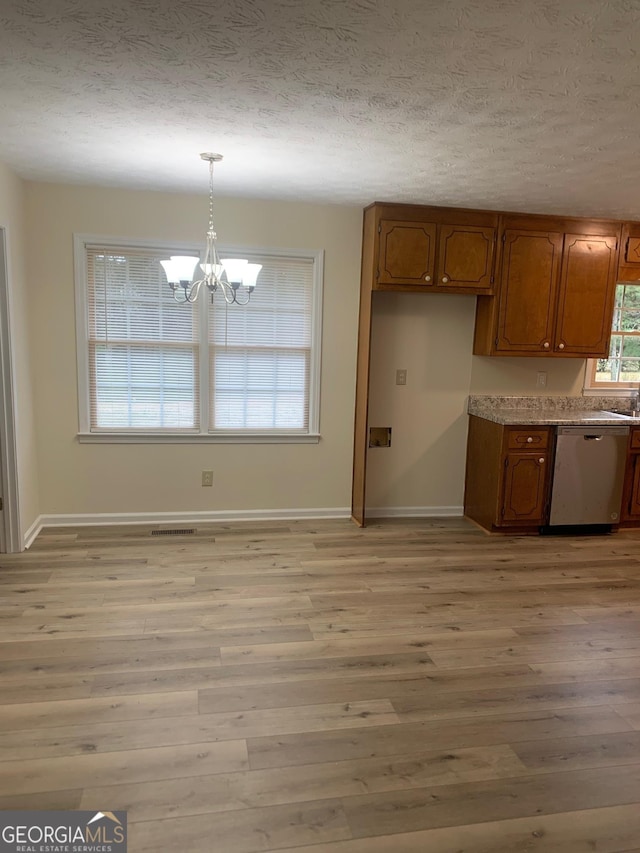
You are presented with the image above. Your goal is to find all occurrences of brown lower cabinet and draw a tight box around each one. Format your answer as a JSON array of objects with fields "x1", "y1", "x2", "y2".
[
  {"x1": 466, "y1": 417, "x2": 640, "y2": 533},
  {"x1": 464, "y1": 416, "x2": 552, "y2": 532},
  {"x1": 621, "y1": 427, "x2": 640, "y2": 523}
]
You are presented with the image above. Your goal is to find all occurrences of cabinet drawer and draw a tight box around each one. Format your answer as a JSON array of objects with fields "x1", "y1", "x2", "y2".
[
  {"x1": 506, "y1": 428, "x2": 550, "y2": 450},
  {"x1": 630, "y1": 429, "x2": 640, "y2": 450}
]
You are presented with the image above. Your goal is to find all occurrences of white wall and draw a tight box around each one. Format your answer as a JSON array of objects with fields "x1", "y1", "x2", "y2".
[
  {"x1": 25, "y1": 182, "x2": 362, "y2": 518},
  {"x1": 0, "y1": 162, "x2": 39, "y2": 544},
  {"x1": 366, "y1": 292, "x2": 586, "y2": 511},
  {"x1": 366, "y1": 293, "x2": 475, "y2": 510},
  {"x1": 17, "y1": 178, "x2": 595, "y2": 524},
  {"x1": 470, "y1": 351, "x2": 585, "y2": 395}
]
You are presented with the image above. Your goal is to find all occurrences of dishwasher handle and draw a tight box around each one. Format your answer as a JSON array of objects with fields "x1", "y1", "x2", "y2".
[{"x1": 584, "y1": 435, "x2": 604, "y2": 441}]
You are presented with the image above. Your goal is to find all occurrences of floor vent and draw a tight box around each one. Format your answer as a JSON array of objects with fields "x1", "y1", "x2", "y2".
[{"x1": 151, "y1": 528, "x2": 196, "y2": 536}]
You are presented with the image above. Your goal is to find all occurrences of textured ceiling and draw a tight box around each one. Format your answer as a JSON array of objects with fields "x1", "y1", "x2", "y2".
[{"x1": 1, "y1": 0, "x2": 640, "y2": 217}]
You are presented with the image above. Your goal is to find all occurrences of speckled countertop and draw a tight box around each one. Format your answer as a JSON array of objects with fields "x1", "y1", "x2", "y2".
[{"x1": 468, "y1": 395, "x2": 636, "y2": 426}]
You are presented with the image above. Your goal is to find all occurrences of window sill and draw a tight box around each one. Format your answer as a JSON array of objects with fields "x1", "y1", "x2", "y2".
[
  {"x1": 582, "y1": 388, "x2": 635, "y2": 397},
  {"x1": 77, "y1": 432, "x2": 321, "y2": 445}
]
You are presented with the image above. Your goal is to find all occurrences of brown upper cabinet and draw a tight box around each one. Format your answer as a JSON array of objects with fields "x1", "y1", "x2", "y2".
[
  {"x1": 370, "y1": 203, "x2": 498, "y2": 294},
  {"x1": 473, "y1": 214, "x2": 621, "y2": 357},
  {"x1": 619, "y1": 223, "x2": 640, "y2": 281}
]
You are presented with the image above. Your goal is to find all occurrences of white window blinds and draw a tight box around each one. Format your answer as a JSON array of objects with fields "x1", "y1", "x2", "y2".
[
  {"x1": 210, "y1": 255, "x2": 313, "y2": 431},
  {"x1": 79, "y1": 240, "x2": 321, "y2": 438},
  {"x1": 87, "y1": 246, "x2": 200, "y2": 431}
]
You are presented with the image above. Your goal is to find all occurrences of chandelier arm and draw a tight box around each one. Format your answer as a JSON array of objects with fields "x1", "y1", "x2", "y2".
[
  {"x1": 218, "y1": 282, "x2": 236, "y2": 305},
  {"x1": 170, "y1": 285, "x2": 189, "y2": 305},
  {"x1": 231, "y1": 289, "x2": 252, "y2": 306},
  {"x1": 186, "y1": 280, "x2": 205, "y2": 303}
]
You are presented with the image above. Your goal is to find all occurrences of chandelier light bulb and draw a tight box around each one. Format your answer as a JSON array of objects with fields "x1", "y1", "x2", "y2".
[
  {"x1": 200, "y1": 262, "x2": 225, "y2": 278},
  {"x1": 242, "y1": 263, "x2": 262, "y2": 289},
  {"x1": 160, "y1": 256, "x2": 199, "y2": 284},
  {"x1": 220, "y1": 258, "x2": 249, "y2": 285}
]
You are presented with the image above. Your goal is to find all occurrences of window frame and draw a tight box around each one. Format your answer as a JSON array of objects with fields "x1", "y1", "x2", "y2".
[
  {"x1": 584, "y1": 281, "x2": 640, "y2": 396},
  {"x1": 74, "y1": 234, "x2": 323, "y2": 443}
]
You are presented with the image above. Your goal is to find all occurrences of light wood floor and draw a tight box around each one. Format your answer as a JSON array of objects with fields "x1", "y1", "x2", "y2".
[{"x1": 2, "y1": 518, "x2": 640, "y2": 852}]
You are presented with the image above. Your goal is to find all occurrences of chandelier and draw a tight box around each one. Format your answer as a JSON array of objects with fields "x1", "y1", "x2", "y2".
[{"x1": 160, "y1": 153, "x2": 261, "y2": 305}]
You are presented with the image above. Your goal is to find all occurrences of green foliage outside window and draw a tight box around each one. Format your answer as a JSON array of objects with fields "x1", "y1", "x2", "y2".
[{"x1": 594, "y1": 284, "x2": 640, "y2": 384}]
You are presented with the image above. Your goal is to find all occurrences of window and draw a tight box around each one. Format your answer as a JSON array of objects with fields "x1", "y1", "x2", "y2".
[
  {"x1": 74, "y1": 237, "x2": 323, "y2": 442},
  {"x1": 586, "y1": 282, "x2": 640, "y2": 390}
]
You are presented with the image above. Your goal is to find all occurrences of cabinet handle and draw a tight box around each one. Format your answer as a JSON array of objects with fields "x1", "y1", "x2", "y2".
[
  {"x1": 543, "y1": 341, "x2": 550, "y2": 349},
  {"x1": 539, "y1": 457, "x2": 545, "y2": 464},
  {"x1": 527, "y1": 437, "x2": 533, "y2": 443},
  {"x1": 558, "y1": 342, "x2": 565, "y2": 350},
  {"x1": 441, "y1": 276, "x2": 449, "y2": 283},
  {"x1": 424, "y1": 275, "x2": 431, "y2": 282}
]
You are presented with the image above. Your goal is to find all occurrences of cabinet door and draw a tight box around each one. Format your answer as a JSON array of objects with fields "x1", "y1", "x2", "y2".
[
  {"x1": 496, "y1": 230, "x2": 563, "y2": 353},
  {"x1": 554, "y1": 234, "x2": 618, "y2": 356},
  {"x1": 501, "y1": 452, "x2": 549, "y2": 524},
  {"x1": 623, "y1": 453, "x2": 640, "y2": 521},
  {"x1": 377, "y1": 220, "x2": 437, "y2": 286},
  {"x1": 437, "y1": 225, "x2": 496, "y2": 291},
  {"x1": 619, "y1": 224, "x2": 640, "y2": 282}
]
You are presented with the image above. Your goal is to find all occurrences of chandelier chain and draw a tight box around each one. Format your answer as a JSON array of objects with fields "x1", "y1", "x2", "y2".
[{"x1": 207, "y1": 157, "x2": 215, "y2": 237}]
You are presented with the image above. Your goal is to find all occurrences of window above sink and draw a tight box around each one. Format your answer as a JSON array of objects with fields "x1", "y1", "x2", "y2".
[{"x1": 585, "y1": 282, "x2": 640, "y2": 393}]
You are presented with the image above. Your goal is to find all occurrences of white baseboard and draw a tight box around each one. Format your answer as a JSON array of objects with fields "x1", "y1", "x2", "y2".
[
  {"x1": 366, "y1": 505, "x2": 464, "y2": 519},
  {"x1": 23, "y1": 516, "x2": 44, "y2": 549},
  {"x1": 25, "y1": 505, "x2": 462, "y2": 546},
  {"x1": 34, "y1": 506, "x2": 352, "y2": 532}
]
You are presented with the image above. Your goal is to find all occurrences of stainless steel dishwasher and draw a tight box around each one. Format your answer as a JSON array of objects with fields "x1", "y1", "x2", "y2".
[{"x1": 549, "y1": 426, "x2": 629, "y2": 526}]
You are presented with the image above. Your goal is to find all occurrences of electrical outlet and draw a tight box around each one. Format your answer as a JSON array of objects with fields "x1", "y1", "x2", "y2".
[
  {"x1": 536, "y1": 371, "x2": 547, "y2": 388},
  {"x1": 396, "y1": 369, "x2": 407, "y2": 386},
  {"x1": 201, "y1": 470, "x2": 213, "y2": 487}
]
